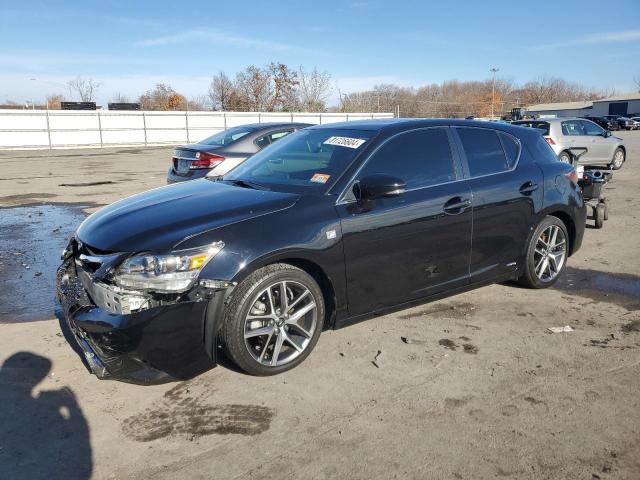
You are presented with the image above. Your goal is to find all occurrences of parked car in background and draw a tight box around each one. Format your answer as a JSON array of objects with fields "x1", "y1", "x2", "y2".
[
  {"x1": 167, "y1": 122, "x2": 311, "y2": 183},
  {"x1": 580, "y1": 116, "x2": 616, "y2": 131},
  {"x1": 602, "y1": 115, "x2": 635, "y2": 131},
  {"x1": 58, "y1": 119, "x2": 586, "y2": 382},
  {"x1": 513, "y1": 118, "x2": 626, "y2": 169},
  {"x1": 630, "y1": 117, "x2": 640, "y2": 129}
]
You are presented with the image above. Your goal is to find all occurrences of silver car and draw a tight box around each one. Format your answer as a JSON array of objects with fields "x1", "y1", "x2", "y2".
[{"x1": 513, "y1": 118, "x2": 626, "y2": 169}]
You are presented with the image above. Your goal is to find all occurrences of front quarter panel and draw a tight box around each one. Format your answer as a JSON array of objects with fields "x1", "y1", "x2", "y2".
[{"x1": 181, "y1": 195, "x2": 347, "y2": 318}]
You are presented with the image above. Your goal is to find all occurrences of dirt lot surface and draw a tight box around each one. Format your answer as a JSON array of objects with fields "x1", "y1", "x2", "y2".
[{"x1": 1, "y1": 134, "x2": 639, "y2": 480}]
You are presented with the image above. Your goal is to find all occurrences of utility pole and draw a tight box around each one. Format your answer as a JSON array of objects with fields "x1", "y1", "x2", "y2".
[{"x1": 490, "y1": 67, "x2": 499, "y2": 119}]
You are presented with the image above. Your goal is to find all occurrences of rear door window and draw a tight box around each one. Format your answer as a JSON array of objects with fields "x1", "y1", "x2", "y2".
[
  {"x1": 531, "y1": 136, "x2": 561, "y2": 164},
  {"x1": 456, "y1": 128, "x2": 512, "y2": 177},
  {"x1": 358, "y1": 127, "x2": 456, "y2": 189},
  {"x1": 255, "y1": 129, "x2": 295, "y2": 149},
  {"x1": 498, "y1": 133, "x2": 520, "y2": 168}
]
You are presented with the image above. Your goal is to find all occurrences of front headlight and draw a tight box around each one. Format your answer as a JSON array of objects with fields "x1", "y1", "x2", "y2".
[{"x1": 114, "y1": 242, "x2": 224, "y2": 293}]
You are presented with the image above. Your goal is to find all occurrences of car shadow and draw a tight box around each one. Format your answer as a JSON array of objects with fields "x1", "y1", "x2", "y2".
[{"x1": 0, "y1": 352, "x2": 93, "y2": 480}]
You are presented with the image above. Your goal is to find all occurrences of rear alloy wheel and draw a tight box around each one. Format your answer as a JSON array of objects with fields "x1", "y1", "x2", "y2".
[
  {"x1": 558, "y1": 151, "x2": 573, "y2": 165},
  {"x1": 610, "y1": 148, "x2": 625, "y2": 170},
  {"x1": 221, "y1": 263, "x2": 324, "y2": 376},
  {"x1": 518, "y1": 216, "x2": 568, "y2": 289}
]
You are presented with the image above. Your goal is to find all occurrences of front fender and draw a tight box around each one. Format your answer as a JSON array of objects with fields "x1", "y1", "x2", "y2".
[{"x1": 191, "y1": 197, "x2": 347, "y2": 356}]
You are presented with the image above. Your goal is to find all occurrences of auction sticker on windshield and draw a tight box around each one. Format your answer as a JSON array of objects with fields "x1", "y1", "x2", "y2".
[
  {"x1": 310, "y1": 173, "x2": 331, "y2": 184},
  {"x1": 323, "y1": 136, "x2": 367, "y2": 149}
]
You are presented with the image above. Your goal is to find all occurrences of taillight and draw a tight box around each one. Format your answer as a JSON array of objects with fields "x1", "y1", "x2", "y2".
[
  {"x1": 565, "y1": 169, "x2": 578, "y2": 186},
  {"x1": 190, "y1": 152, "x2": 225, "y2": 169},
  {"x1": 544, "y1": 137, "x2": 556, "y2": 145}
]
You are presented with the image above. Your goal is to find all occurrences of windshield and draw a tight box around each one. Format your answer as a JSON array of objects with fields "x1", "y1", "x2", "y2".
[
  {"x1": 221, "y1": 128, "x2": 375, "y2": 192},
  {"x1": 198, "y1": 126, "x2": 256, "y2": 146}
]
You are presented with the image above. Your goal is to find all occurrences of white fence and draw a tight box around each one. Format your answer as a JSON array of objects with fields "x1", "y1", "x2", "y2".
[{"x1": 0, "y1": 110, "x2": 395, "y2": 150}]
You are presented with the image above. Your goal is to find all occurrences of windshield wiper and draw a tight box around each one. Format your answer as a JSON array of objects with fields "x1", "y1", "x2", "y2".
[{"x1": 222, "y1": 179, "x2": 269, "y2": 190}]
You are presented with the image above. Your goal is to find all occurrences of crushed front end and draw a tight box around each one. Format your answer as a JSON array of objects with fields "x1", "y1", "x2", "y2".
[{"x1": 56, "y1": 238, "x2": 231, "y2": 384}]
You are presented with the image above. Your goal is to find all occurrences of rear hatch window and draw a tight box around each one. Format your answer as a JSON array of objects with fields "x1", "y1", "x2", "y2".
[{"x1": 513, "y1": 121, "x2": 550, "y2": 136}]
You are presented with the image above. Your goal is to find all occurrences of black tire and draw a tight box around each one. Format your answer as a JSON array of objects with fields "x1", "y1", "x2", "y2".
[
  {"x1": 595, "y1": 204, "x2": 605, "y2": 229},
  {"x1": 518, "y1": 216, "x2": 569, "y2": 289},
  {"x1": 221, "y1": 263, "x2": 324, "y2": 376},
  {"x1": 558, "y1": 151, "x2": 573, "y2": 165},
  {"x1": 602, "y1": 198, "x2": 610, "y2": 221},
  {"x1": 610, "y1": 147, "x2": 625, "y2": 170}
]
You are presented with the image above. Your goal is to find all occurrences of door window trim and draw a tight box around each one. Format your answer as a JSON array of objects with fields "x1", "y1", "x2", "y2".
[
  {"x1": 335, "y1": 126, "x2": 465, "y2": 205},
  {"x1": 451, "y1": 126, "x2": 522, "y2": 181}
]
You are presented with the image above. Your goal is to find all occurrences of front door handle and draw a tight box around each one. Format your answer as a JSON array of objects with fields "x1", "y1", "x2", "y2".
[
  {"x1": 519, "y1": 181, "x2": 539, "y2": 195},
  {"x1": 443, "y1": 197, "x2": 471, "y2": 215}
]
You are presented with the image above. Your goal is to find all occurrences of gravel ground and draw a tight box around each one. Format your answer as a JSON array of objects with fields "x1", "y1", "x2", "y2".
[{"x1": 0, "y1": 133, "x2": 639, "y2": 480}]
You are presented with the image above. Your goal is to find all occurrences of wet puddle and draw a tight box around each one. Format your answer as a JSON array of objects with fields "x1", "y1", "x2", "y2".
[
  {"x1": 555, "y1": 267, "x2": 640, "y2": 311},
  {"x1": 0, "y1": 204, "x2": 88, "y2": 322}
]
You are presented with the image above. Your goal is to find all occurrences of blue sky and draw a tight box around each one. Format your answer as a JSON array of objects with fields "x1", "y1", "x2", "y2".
[{"x1": 1, "y1": 0, "x2": 639, "y2": 106}]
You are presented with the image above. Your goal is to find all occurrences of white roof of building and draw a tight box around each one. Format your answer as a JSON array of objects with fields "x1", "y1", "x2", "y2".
[
  {"x1": 526, "y1": 100, "x2": 593, "y2": 111},
  {"x1": 527, "y1": 92, "x2": 640, "y2": 111},
  {"x1": 593, "y1": 92, "x2": 640, "y2": 103}
]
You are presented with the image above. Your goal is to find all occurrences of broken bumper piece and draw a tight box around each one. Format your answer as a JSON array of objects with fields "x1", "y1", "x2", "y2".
[{"x1": 56, "y1": 259, "x2": 219, "y2": 384}]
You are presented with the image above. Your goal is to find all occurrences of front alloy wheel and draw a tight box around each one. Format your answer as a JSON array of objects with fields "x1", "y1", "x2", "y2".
[
  {"x1": 221, "y1": 263, "x2": 324, "y2": 375},
  {"x1": 244, "y1": 280, "x2": 317, "y2": 367}
]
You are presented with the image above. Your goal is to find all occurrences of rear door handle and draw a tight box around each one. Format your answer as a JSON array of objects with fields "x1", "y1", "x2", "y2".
[
  {"x1": 519, "y1": 181, "x2": 539, "y2": 195},
  {"x1": 443, "y1": 197, "x2": 471, "y2": 215}
]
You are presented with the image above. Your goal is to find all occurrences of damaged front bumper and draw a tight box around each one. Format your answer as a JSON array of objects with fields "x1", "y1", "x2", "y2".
[{"x1": 56, "y1": 252, "x2": 229, "y2": 384}]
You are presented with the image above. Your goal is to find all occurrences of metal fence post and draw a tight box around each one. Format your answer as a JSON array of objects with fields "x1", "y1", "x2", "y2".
[
  {"x1": 258, "y1": 112, "x2": 261, "y2": 124},
  {"x1": 223, "y1": 111, "x2": 227, "y2": 130},
  {"x1": 291, "y1": 112, "x2": 294, "y2": 123},
  {"x1": 97, "y1": 111, "x2": 103, "y2": 148},
  {"x1": 45, "y1": 110, "x2": 52, "y2": 149},
  {"x1": 185, "y1": 111, "x2": 190, "y2": 143},
  {"x1": 142, "y1": 112, "x2": 148, "y2": 146},
  {"x1": 319, "y1": 114, "x2": 322, "y2": 125}
]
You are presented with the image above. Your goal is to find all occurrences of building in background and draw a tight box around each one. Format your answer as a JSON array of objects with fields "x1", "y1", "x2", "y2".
[{"x1": 525, "y1": 92, "x2": 640, "y2": 118}]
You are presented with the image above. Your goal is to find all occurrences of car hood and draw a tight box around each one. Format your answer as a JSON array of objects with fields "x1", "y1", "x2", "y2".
[{"x1": 77, "y1": 180, "x2": 299, "y2": 252}]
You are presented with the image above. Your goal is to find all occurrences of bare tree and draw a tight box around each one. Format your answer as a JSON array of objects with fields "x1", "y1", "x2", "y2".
[
  {"x1": 268, "y1": 63, "x2": 299, "y2": 111},
  {"x1": 67, "y1": 76, "x2": 102, "y2": 102},
  {"x1": 46, "y1": 93, "x2": 66, "y2": 109},
  {"x1": 186, "y1": 95, "x2": 209, "y2": 111},
  {"x1": 635, "y1": 74, "x2": 640, "y2": 92},
  {"x1": 235, "y1": 65, "x2": 273, "y2": 112},
  {"x1": 517, "y1": 77, "x2": 604, "y2": 105},
  {"x1": 298, "y1": 66, "x2": 331, "y2": 112},
  {"x1": 139, "y1": 84, "x2": 186, "y2": 110},
  {"x1": 208, "y1": 72, "x2": 236, "y2": 110}
]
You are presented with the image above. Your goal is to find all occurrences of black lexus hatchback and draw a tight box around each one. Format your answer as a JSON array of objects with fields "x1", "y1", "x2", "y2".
[{"x1": 57, "y1": 119, "x2": 586, "y2": 383}]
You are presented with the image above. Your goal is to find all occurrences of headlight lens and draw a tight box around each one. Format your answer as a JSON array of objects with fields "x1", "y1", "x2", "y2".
[{"x1": 114, "y1": 242, "x2": 224, "y2": 293}]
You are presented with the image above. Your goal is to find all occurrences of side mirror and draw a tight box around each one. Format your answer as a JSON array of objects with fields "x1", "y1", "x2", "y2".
[
  {"x1": 603, "y1": 130, "x2": 611, "y2": 138},
  {"x1": 354, "y1": 174, "x2": 406, "y2": 201}
]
